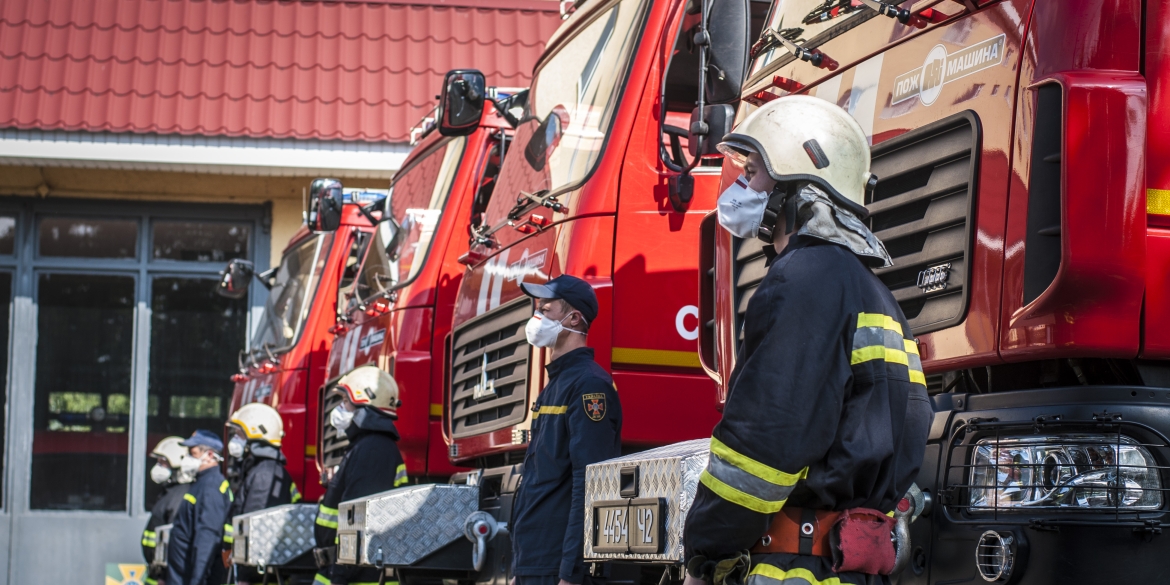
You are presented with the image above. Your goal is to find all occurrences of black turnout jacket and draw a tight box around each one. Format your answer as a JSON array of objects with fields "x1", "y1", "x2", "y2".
[
  {"x1": 143, "y1": 481, "x2": 191, "y2": 581},
  {"x1": 511, "y1": 347, "x2": 622, "y2": 583},
  {"x1": 231, "y1": 443, "x2": 300, "y2": 519},
  {"x1": 167, "y1": 466, "x2": 233, "y2": 585},
  {"x1": 315, "y1": 408, "x2": 407, "y2": 584},
  {"x1": 683, "y1": 236, "x2": 932, "y2": 584}
]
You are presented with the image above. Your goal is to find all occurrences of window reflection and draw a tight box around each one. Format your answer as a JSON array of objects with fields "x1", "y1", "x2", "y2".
[
  {"x1": 153, "y1": 221, "x2": 250, "y2": 262},
  {"x1": 39, "y1": 217, "x2": 138, "y2": 259},
  {"x1": 31, "y1": 273, "x2": 135, "y2": 510},
  {"x1": 0, "y1": 216, "x2": 16, "y2": 255},
  {"x1": 145, "y1": 277, "x2": 246, "y2": 508},
  {"x1": 251, "y1": 235, "x2": 332, "y2": 350}
]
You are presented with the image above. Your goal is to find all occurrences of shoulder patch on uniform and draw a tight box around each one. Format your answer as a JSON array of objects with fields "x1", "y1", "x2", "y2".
[{"x1": 582, "y1": 393, "x2": 607, "y2": 422}]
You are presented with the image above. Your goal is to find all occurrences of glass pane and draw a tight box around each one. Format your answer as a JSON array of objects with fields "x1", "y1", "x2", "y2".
[
  {"x1": 485, "y1": 0, "x2": 643, "y2": 225},
  {"x1": 0, "y1": 215, "x2": 16, "y2": 255},
  {"x1": 386, "y1": 136, "x2": 467, "y2": 289},
  {"x1": 145, "y1": 277, "x2": 247, "y2": 509},
  {"x1": 250, "y1": 234, "x2": 333, "y2": 349},
  {"x1": 0, "y1": 274, "x2": 11, "y2": 505},
  {"x1": 152, "y1": 221, "x2": 251, "y2": 262},
  {"x1": 336, "y1": 232, "x2": 371, "y2": 316},
  {"x1": 31, "y1": 273, "x2": 135, "y2": 510},
  {"x1": 39, "y1": 216, "x2": 138, "y2": 259}
]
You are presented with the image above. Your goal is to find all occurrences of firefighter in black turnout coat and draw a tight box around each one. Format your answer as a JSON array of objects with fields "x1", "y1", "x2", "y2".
[
  {"x1": 143, "y1": 437, "x2": 195, "y2": 585},
  {"x1": 682, "y1": 97, "x2": 931, "y2": 585},
  {"x1": 511, "y1": 275, "x2": 622, "y2": 585},
  {"x1": 313, "y1": 366, "x2": 408, "y2": 585},
  {"x1": 225, "y1": 402, "x2": 301, "y2": 584},
  {"x1": 167, "y1": 430, "x2": 234, "y2": 585}
]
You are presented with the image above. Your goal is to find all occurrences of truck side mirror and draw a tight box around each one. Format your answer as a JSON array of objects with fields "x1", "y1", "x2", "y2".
[
  {"x1": 438, "y1": 69, "x2": 486, "y2": 137},
  {"x1": 217, "y1": 259, "x2": 254, "y2": 299},
  {"x1": 378, "y1": 216, "x2": 403, "y2": 261},
  {"x1": 689, "y1": 104, "x2": 735, "y2": 157},
  {"x1": 307, "y1": 178, "x2": 344, "y2": 232},
  {"x1": 703, "y1": 0, "x2": 750, "y2": 105}
]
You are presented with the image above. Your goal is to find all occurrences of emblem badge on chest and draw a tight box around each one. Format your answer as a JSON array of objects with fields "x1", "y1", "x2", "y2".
[{"x1": 582, "y1": 393, "x2": 607, "y2": 422}]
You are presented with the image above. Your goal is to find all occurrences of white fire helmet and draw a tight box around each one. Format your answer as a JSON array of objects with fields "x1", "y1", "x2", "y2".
[
  {"x1": 335, "y1": 365, "x2": 400, "y2": 417},
  {"x1": 152, "y1": 436, "x2": 188, "y2": 468},
  {"x1": 718, "y1": 95, "x2": 874, "y2": 219},
  {"x1": 229, "y1": 402, "x2": 285, "y2": 446}
]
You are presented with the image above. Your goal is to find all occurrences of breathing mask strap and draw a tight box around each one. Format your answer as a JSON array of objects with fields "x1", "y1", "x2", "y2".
[{"x1": 755, "y1": 182, "x2": 796, "y2": 244}]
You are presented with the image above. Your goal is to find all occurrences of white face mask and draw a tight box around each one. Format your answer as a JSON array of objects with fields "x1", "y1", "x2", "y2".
[
  {"x1": 330, "y1": 405, "x2": 355, "y2": 432},
  {"x1": 179, "y1": 453, "x2": 204, "y2": 476},
  {"x1": 524, "y1": 311, "x2": 583, "y2": 348},
  {"x1": 228, "y1": 436, "x2": 247, "y2": 459},
  {"x1": 150, "y1": 463, "x2": 173, "y2": 485},
  {"x1": 716, "y1": 174, "x2": 770, "y2": 239}
]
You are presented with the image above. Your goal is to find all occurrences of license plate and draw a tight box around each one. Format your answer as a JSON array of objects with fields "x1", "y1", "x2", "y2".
[
  {"x1": 338, "y1": 532, "x2": 360, "y2": 564},
  {"x1": 592, "y1": 498, "x2": 663, "y2": 554}
]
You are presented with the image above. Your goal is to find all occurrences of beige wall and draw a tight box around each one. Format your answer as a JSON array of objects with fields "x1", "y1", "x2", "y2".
[{"x1": 0, "y1": 165, "x2": 388, "y2": 267}]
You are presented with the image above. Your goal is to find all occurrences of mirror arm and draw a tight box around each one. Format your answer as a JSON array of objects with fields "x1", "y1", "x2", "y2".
[
  {"x1": 255, "y1": 266, "x2": 278, "y2": 290},
  {"x1": 356, "y1": 203, "x2": 380, "y2": 227},
  {"x1": 670, "y1": 0, "x2": 711, "y2": 212},
  {"x1": 488, "y1": 97, "x2": 522, "y2": 129}
]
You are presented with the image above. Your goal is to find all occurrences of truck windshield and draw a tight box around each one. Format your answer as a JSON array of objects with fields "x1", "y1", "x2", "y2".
[
  {"x1": 749, "y1": 0, "x2": 873, "y2": 78},
  {"x1": 250, "y1": 233, "x2": 332, "y2": 349},
  {"x1": 355, "y1": 136, "x2": 468, "y2": 300},
  {"x1": 483, "y1": 0, "x2": 644, "y2": 223}
]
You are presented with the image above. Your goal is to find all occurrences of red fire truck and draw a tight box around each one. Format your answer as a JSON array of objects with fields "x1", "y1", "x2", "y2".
[
  {"x1": 313, "y1": 97, "x2": 520, "y2": 482},
  {"x1": 219, "y1": 199, "x2": 379, "y2": 501},
  {"x1": 595, "y1": 0, "x2": 1167, "y2": 583}
]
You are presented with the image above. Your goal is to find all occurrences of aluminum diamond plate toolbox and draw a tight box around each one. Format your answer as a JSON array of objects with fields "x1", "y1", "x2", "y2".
[
  {"x1": 337, "y1": 484, "x2": 479, "y2": 567},
  {"x1": 584, "y1": 438, "x2": 709, "y2": 562},
  {"x1": 231, "y1": 503, "x2": 317, "y2": 567},
  {"x1": 153, "y1": 524, "x2": 172, "y2": 569}
]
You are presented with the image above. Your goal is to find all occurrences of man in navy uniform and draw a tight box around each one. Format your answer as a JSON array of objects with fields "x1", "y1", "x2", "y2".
[
  {"x1": 167, "y1": 430, "x2": 233, "y2": 585},
  {"x1": 511, "y1": 275, "x2": 623, "y2": 585}
]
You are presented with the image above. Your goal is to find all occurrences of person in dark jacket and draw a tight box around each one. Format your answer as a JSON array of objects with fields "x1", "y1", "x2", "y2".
[
  {"x1": 226, "y1": 403, "x2": 301, "y2": 584},
  {"x1": 167, "y1": 429, "x2": 234, "y2": 585},
  {"x1": 143, "y1": 436, "x2": 196, "y2": 585},
  {"x1": 313, "y1": 365, "x2": 408, "y2": 585},
  {"x1": 510, "y1": 275, "x2": 622, "y2": 585},
  {"x1": 681, "y1": 96, "x2": 932, "y2": 585}
]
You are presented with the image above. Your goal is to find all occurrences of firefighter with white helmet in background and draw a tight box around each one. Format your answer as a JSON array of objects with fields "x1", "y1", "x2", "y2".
[
  {"x1": 224, "y1": 402, "x2": 302, "y2": 584},
  {"x1": 681, "y1": 96, "x2": 931, "y2": 585},
  {"x1": 142, "y1": 436, "x2": 196, "y2": 585},
  {"x1": 313, "y1": 365, "x2": 408, "y2": 585}
]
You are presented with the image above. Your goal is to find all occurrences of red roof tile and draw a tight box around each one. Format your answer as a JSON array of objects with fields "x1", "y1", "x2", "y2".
[{"x1": 0, "y1": 0, "x2": 563, "y2": 143}]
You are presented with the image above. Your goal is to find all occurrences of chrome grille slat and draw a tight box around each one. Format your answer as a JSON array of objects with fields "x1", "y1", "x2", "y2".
[
  {"x1": 449, "y1": 297, "x2": 532, "y2": 439},
  {"x1": 865, "y1": 157, "x2": 970, "y2": 215},
  {"x1": 320, "y1": 390, "x2": 348, "y2": 469}
]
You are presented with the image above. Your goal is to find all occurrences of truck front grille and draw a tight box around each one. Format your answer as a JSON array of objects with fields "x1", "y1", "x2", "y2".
[
  {"x1": 450, "y1": 298, "x2": 532, "y2": 439},
  {"x1": 320, "y1": 390, "x2": 348, "y2": 470},
  {"x1": 868, "y1": 111, "x2": 980, "y2": 333},
  {"x1": 732, "y1": 238, "x2": 768, "y2": 342}
]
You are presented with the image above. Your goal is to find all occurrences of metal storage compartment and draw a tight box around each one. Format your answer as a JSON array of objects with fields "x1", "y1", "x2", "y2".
[
  {"x1": 337, "y1": 484, "x2": 479, "y2": 567},
  {"x1": 231, "y1": 503, "x2": 318, "y2": 568},
  {"x1": 584, "y1": 439, "x2": 710, "y2": 563}
]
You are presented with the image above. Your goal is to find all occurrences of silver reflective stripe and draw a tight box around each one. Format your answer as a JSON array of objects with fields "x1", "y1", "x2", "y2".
[
  {"x1": 706, "y1": 450, "x2": 798, "y2": 505},
  {"x1": 746, "y1": 565, "x2": 838, "y2": 585},
  {"x1": 851, "y1": 325, "x2": 904, "y2": 352}
]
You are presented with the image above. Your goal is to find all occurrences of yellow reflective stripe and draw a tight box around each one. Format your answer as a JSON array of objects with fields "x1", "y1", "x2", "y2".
[
  {"x1": 316, "y1": 518, "x2": 338, "y2": 528},
  {"x1": 184, "y1": 493, "x2": 197, "y2": 504},
  {"x1": 611, "y1": 347, "x2": 702, "y2": 368},
  {"x1": 318, "y1": 505, "x2": 338, "y2": 515},
  {"x1": 314, "y1": 574, "x2": 331, "y2": 585},
  {"x1": 145, "y1": 579, "x2": 158, "y2": 585},
  {"x1": 699, "y1": 470, "x2": 788, "y2": 514},
  {"x1": 1150, "y1": 188, "x2": 1170, "y2": 215},
  {"x1": 394, "y1": 464, "x2": 408, "y2": 487},
  {"x1": 143, "y1": 530, "x2": 156, "y2": 538},
  {"x1": 851, "y1": 344, "x2": 909, "y2": 366},
  {"x1": 316, "y1": 503, "x2": 339, "y2": 528},
  {"x1": 748, "y1": 563, "x2": 843, "y2": 585},
  {"x1": 856, "y1": 312, "x2": 903, "y2": 335},
  {"x1": 142, "y1": 538, "x2": 156, "y2": 547},
  {"x1": 305, "y1": 444, "x2": 317, "y2": 456},
  {"x1": 220, "y1": 480, "x2": 230, "y2": 494},
  {"x1": 709, "y1": 437, "x2": 806, "y2": 488},
  {"x1": 903, "y1": 338, "x2": 919, "y2": 356},
  {"x1": 291, "y1": 483, "x2": 302, "y2": 503},
  {"x1": 429, "y1": 403, "x2": 444, "y2": 417},
  {"x1": 531, "y1": 405, "x2": 568, "y2": 419}
]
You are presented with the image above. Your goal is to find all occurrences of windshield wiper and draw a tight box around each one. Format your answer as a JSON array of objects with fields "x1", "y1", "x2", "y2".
[
  {"x1": 857, "y1": 0, "x2": 945, "y2": 28},
  {"x1": 771, "y1": 30, "x2": 839, "y2": 70}
]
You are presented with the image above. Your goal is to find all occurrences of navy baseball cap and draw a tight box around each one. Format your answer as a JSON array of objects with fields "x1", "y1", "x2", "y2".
[
  {"x1": 181, "y1": 429, "x2": 224, "y2": 453},
  {"x1": 520, "y1": 275, "x2": 598, "y2": 324}
]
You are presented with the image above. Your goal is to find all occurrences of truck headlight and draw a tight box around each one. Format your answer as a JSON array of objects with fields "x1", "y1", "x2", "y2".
[{"x1": 968, "y1": 435, "x2": 1162, "y2": 510}]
